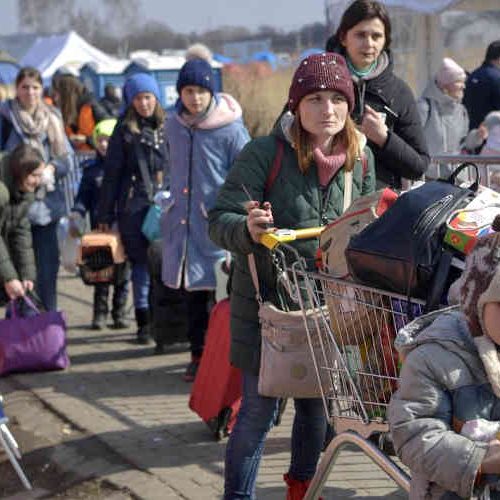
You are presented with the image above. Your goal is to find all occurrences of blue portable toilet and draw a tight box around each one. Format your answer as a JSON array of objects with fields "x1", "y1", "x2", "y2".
[
  {"x1": 124, "y1": 54, "x2": 223, "y2": 110},
  {"x1": 0, "y1": 55, "x2": 20, "y2": 85},
  {"x1": 249, "y1": 51, "x2": 278, "y2": 71},
  {"x1": 0, "y1": 61, "x2": 19, "y2": 85},
  {"x1": 79, "y1": 60, "x2": 129, "y2": 99}
]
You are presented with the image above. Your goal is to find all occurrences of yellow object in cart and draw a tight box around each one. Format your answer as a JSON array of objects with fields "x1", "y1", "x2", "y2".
[{"x1": 260, "y1": 227, "x2": 324, "y2": 250}]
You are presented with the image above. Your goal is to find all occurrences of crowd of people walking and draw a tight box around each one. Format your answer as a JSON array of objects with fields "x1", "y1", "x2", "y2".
[{"x1": 0, "y1": 0, "x2": 500, "y2": 498}]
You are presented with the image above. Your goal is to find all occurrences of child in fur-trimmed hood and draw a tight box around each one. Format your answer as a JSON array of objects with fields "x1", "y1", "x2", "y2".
[{"x1": 390, "y1": 215, "x2": 500, "y2": 499}]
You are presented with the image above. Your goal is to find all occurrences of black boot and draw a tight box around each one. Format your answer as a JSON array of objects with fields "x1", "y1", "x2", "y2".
[
  {"x1": 135, "y1": 308, "x2": 151, "y2": 345},
  {"x1": 92, "y1": 285, "x2": 109, "y2": 330},
  {"x1": 111, "y1": 282, "x2": 129, "y2": 329}
]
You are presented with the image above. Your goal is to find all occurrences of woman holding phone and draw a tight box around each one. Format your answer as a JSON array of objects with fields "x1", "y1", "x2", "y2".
[{"x1": 326, "y1": 0, "x2": 430, "y2": 188}]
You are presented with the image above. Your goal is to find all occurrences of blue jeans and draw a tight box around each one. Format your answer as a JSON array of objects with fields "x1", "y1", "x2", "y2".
[
  {"x1": 31, "y1": 221, "x2": 59, "y2": 311},
  {"x1": 224, "y1": 373, "x2": 327, "y2": 499},
  {"x1": 131, "y1": 261, "x2": 150, "y2": 310}
]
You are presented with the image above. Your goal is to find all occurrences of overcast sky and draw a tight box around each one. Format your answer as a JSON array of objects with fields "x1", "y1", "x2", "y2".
[{"x1": 0, "y1": 0, "x2": 327, "y2": 34}]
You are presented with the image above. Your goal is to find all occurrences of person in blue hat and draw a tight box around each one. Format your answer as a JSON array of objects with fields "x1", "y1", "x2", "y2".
[
  {"x1": 70, "y1": 118, "x2": 130, "y2": 331},
  {"x1": 161, "y1": 57, "x2": 249, "y2": 377},
  {"x1": 97, "y1": 73, "x2": 168, "y2": 344}
]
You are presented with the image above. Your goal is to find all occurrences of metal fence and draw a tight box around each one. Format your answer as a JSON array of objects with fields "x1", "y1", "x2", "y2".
[
  {"x1": 62, "y1": 151, "x2": 96, "y2": 214},
  {"x1": 429, "y1": 154, "x2": 500, "y2": 188},
  {"x1": 60, "y1": 153, "x2": 500, "y2": 216}
]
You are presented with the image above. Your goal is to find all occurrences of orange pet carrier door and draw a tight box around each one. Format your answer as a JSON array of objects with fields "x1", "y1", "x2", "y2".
[{"x1": 77, "y1": 232, "x2": 127, "y2": 286}]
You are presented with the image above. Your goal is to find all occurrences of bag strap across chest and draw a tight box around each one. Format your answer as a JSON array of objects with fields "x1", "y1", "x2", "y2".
[{"x1": 264, "y1": 138, "x2": 362, "y2": 212}]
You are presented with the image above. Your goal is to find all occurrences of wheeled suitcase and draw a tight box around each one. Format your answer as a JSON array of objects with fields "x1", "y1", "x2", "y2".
[
  {"x1": 189, "y1": 298, "x2": 241, "y2": 440},
  {"x1": 147, "y1": 240, "x2": 188, "y2": 347}
]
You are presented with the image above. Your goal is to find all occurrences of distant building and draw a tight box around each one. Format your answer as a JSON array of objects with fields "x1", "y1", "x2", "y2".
[{"x1": 222, "y1": 39, "x2": 272, "y2": 63}]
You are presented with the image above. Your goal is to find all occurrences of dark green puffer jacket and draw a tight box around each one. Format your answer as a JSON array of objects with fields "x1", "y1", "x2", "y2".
[
  {"x1": 0, "y1": 156, "x2": 36, "y2": 288},
  {"x1": 208, "y1": 122, "x2": 376, "y2": 375}
]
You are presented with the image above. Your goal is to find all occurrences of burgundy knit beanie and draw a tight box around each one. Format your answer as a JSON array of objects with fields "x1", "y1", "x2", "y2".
[{"x1": 288, "y1": 53, "x2": 354, "y2": 113}]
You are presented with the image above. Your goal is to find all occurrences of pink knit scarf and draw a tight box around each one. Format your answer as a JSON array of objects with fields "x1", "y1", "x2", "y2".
[{"x1": 313, "y1": 142, "x2": 347, "y2": 187}]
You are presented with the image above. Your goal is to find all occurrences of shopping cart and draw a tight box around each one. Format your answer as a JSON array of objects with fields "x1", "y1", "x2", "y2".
[{"x1": 263, "y1": 233, "x2": 425, "y2": 499}]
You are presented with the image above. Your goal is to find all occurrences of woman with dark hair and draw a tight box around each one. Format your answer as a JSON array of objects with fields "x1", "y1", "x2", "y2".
[
  {"x1": 97, "y1": 73, "x2": 168, "y2": 344},
  {"x1": 52, "y1": 73, "x2": 108, "y2": 151},
  {"x1": 209, "y1": 53, "x2": 376, "y2": 499},
  {"x1": 0, "y1": 144, "x2": 44, "y2": 303},
  {"x1": 0, "y1": 66, "x2": 73, "y2": 311},
  {"x1": 326, "y1": 0, "x2": 429, "y2": 188}
]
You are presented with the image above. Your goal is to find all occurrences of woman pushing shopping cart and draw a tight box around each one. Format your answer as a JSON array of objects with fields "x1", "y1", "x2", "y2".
[
  {"x1": 270, "y1": 237, "x2": 424, "y2": 498},
  {"x1": 208, "y1": 51, "x2": 377, "y2": 499}
]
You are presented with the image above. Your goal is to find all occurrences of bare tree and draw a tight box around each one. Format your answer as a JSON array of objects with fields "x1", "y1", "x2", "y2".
[
  {"x1": 19, "y1": 0, "x2": 140, "y2": 37},
  {"x1": 19, "y1": 0, "x2": 74, "y2": 33}
]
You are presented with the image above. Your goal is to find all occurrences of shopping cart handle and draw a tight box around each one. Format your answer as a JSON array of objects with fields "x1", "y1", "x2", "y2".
[{"x1": 260, "y1": 227, "x2": 324, "y2": 250}]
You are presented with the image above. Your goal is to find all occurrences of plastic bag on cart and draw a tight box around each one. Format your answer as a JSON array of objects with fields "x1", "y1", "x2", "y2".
[
  {"x1": 357, "y1": 322, "x2": 399, "y2": 418},
  {"x1": 323, "y1": 280, "x2": 391, "y2": 350},
  {"x1": 319, "y1": 188, "x2": 398, "y2": 279},
  {"x1": 319, "y1": 189, "x2": 398, "y2": 357}
]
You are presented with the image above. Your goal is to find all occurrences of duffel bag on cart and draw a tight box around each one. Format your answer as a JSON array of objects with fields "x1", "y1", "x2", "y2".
[
  {"x1": 319, "y1": 188, "x2": 398, "y2": 346},
  {"x1": 345, "y1": 163, "x2": 479, "y2": 309}
]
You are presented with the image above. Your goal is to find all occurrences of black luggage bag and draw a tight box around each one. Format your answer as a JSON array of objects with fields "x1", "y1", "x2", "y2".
[
  {"x1": 346, "y1": 163, "x2": 479, "y2": 309},
  {"x1": 147, "y1": 240, "x2": 188, "y2": 347}
]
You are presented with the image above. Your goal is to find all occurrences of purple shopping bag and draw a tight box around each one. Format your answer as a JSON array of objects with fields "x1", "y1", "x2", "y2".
[{"x1": 0, "y1": 297, "x2": 70, "y2": 376}]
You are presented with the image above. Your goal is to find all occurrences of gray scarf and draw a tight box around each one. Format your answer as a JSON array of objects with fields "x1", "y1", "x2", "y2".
[{"x1": 10, "y1": 99, "x2": 68, "y2": 159}]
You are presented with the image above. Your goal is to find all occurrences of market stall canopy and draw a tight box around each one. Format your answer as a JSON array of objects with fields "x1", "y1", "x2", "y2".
[{"x1": 20, "y1": 31, "x2": 117, "y2": 85}]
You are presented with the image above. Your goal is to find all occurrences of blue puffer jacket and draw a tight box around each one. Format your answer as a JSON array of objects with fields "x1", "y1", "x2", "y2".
[
  {"x1": 161, "y1": 93, "x2": 250, "y2": 290},
  {"x1": 0, "y1": 100, "x2": 73, "y2": 225}
]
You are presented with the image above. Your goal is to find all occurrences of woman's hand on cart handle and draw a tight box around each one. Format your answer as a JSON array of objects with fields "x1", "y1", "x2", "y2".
[{"x1": 246, "y1": 200, "x2": 274, "y2": 243}]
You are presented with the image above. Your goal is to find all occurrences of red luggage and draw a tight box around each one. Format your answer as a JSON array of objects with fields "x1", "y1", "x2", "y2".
[{"x1": 189, "y1": 299, "x2": 242, "y2": 440}]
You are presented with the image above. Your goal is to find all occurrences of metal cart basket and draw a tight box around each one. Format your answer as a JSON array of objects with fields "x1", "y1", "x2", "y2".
[{"x1": 271, "y1": 242, "x2": 425, "y2": 499}]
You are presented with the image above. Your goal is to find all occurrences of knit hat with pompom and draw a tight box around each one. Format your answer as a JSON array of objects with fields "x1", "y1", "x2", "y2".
[{"x1": 459, "y1": 214, "x2": 500, "y2": 397}]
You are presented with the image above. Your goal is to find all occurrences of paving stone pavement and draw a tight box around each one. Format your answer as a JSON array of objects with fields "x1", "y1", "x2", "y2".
[{"x1": 1, "y1": 272, "x2": 408, "y2": 499}]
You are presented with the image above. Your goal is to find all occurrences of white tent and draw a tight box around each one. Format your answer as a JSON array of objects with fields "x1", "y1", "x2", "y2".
[{"x1": 20, "y1": 31, "x2": 117, "y2": 83}]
